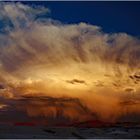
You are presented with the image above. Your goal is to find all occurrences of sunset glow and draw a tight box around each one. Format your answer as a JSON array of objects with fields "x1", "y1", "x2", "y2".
[{"x1": 0, "y1": 2, "x2": 140, "y2": 125}]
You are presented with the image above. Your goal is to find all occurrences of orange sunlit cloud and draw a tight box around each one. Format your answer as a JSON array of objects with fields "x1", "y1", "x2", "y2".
[{"x1": 0, "y1": 2, "x2": 140, "y2": 125}]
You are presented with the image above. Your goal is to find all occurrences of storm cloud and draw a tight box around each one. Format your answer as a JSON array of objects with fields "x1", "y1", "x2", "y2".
[{"x1": 0, "y1": 2, "x2": 140, "y2": 124}]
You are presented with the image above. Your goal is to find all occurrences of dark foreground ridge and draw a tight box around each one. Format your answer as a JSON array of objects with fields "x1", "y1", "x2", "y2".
[{"x1": 0, "y1": 123, "x2": 140, "y2": 139}]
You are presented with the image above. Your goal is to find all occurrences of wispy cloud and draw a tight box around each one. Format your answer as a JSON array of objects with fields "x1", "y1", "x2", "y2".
[{"x1": 0, "y1": 2, "x2": 140, "y2": 123}]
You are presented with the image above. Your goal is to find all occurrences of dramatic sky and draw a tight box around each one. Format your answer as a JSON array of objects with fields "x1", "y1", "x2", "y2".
[{"x1": 0, "y1": 1, "x2": 140, "y2": 125}]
